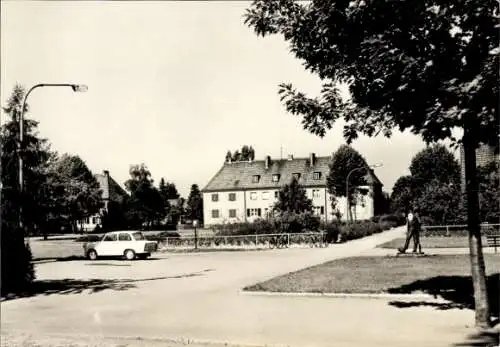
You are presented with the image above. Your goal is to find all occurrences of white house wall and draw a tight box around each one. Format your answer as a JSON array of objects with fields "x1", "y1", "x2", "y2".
[{"x1": 203, "y1": 187, "x2": 377, "y2": 227}]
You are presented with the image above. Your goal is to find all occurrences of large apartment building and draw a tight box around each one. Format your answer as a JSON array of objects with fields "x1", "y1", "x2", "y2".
[{"x1": 202, "y1": 153, "x2": 383, "y2": 226}]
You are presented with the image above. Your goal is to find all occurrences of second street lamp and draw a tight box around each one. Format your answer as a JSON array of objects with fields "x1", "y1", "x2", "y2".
[{"x1": 18, "y1": 83, "x2": 87, "y2": 231}]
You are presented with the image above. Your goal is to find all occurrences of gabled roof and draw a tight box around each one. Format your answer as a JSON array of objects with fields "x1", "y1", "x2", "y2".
[
  {"x1": 202, "y1": 155, "x2": 383, "y2": 193},
  {"x1": 95, "y1": 171, "x2": 129, "y2": 202}
]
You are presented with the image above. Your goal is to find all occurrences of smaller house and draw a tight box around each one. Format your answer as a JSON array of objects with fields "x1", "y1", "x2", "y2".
[{"x1": 78, "y1": 170, "x2": 129, "y2": 232}]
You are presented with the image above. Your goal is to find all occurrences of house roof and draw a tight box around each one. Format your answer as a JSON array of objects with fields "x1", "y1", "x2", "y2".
[
  {"x1": 202, "y1": 155, "x2": 383, "y2": 192},
  {"x1": 95, "y1": 171, "x2": 129, "y2": 201}
]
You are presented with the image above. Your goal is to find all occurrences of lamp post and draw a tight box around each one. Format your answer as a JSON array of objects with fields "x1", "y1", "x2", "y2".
[
  {"x1": 18, "y1": 83, "x2": 87, "y2": 231},
  {"x1": 345, "y1": 163, "x2": 383, "y2": 223},
  {"x1": 193, "y1": 220, "x2": 198, "y2": 250}
]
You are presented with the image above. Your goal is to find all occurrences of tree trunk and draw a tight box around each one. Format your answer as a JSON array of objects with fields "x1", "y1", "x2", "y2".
[{"x1": 463, "y1": 129, "x2": 491, "y2": 328}]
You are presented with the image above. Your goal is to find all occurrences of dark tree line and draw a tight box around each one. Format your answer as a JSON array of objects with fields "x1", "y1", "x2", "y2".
[{"x1": 225, "y1": 145, "x2": 255, "y2": 162}]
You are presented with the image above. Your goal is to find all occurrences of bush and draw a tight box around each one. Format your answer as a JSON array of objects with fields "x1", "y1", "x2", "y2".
[
  {"x1": 74, "y1": 234, "x2": 102, "y2": 242},
  {"x1": 339, "y1": 220, "x2": 383, "y2": 242},
  {"x1": 1, "y1": 226, "x2": 35, "y2": 296},
  {"x1": 378, "y1": 213, "x2": 406, "y2": 226},
  {"x1": 323, "y1": 221, "x2": 341, "y2": 243}
]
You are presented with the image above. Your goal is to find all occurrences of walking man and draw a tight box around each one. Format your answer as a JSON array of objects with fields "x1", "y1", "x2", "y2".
[{"x1": 398, "y1": 209, "x2": 422, "y2": 254}]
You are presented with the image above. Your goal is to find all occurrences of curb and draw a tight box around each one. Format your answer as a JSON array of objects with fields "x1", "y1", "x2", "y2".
[{"x1": 239, "y1": 290, "x2": 438, "y2": 300}]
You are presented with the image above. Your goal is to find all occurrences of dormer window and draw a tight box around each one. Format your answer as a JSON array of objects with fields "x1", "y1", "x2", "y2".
[
  {"x1": 252, "y1": 175, "x2": 260, "y2": 183},
  {"x1": 313, "y1": 172, "x2": 321, "y2": 180},
  {"x1": 292, "y1": 173, "x2": 301, "y2": 180},
  {"x1": 272, "y1": 174, "x2": 280, "y2": 182}
]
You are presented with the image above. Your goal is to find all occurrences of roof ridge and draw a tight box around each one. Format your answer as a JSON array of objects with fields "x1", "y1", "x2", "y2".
[
  {"x1": 202, "y1": 162, "x2": 228, "y2": 192},
  {"x1": 227, "y1": 156, "x2": 331, "y2": 162}
]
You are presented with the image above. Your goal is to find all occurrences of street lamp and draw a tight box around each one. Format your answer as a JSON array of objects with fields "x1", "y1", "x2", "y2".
[
  {"x1": 345, "y1": 163, "x2": 383, "y2": 223},
  {"x1": 193, "y1": 220, "x2": 198, "y2": 250},
  {"x1": 18, "y1": 83, "x2": 87, "y2": 230}
]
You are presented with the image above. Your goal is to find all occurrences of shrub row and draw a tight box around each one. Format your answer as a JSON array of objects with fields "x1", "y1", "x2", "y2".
[
  {"x1": 209, "y1": 214, "x2": 403, "y2": 244},
  {"x1": 211, "y1": 212, "x2": 322, "y2": 236}
]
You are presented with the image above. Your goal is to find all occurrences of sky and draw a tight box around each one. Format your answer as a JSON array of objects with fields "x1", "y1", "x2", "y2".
[{"x1": 1, "y1": 1, "x2": 455, "y2": 197}]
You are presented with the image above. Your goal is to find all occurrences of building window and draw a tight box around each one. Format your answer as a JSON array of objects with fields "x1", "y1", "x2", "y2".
[
  {"x1": 293, "y1": 173, "x2": 301, "y2": 180},
  {"x1": 252, "y1": 175, "x2": 260, "y2": 183},
  {"x1": 274, "y1": 191, "x2": 279, "y2": 198},
  {"x1": 92, "y1": 217, "x2": 97, "y2": 224},
  {"x1": 212, "y1": 194, "x2": 219, "y2": 202},
  {"x1": 313, "y1": 206, "x2": 325, "y2": 215},
  {"x1": 272, "y1": 174, "x2": 280, "y2": 182},
  {"x1": 211, "y1": 209, "x2": 220, "y2": 218},
  {"x1": 229, "y1": 209, "x2": 237, "y2": 218},
  {"x1": 228, "y1": 193, "x2": 236, "y2": 201},
  {"x1": 313, "y1": 172, "x2": 321, "y2": 180},
  {"x1": 262, "y1": 191, "x2": 270, "y2": 200},
  {"x1": 312, "y1": 189, "x2": 320, "y2": 198},
  {"x1": 247, "y1": 208, "x2": 262, "y2": 217},
  {"x1": 250, "y1": 192, "x2": 257, "y2": 200}
]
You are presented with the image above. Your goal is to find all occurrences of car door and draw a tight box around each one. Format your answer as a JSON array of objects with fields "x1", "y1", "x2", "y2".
[
  {"x1": 97, "y1": 233, "x2": 118, "y2": 256},
  {"x1": 118, "y1": 232, "x2": 133, "y2": 253}
]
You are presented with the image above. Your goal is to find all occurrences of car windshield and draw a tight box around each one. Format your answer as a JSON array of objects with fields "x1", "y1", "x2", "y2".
[{"x1": 132, "y1": 232, "x2": 145, "y2": 240}]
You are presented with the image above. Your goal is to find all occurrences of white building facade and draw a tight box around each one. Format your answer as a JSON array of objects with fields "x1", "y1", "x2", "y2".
[{"x1": 202, "y1": 153, "x2": 382, "y2": 226}]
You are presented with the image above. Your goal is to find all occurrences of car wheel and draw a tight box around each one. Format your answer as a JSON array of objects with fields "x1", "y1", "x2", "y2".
[
  {"x1": 87, "y1": 249, "x2": 98, "y2": 260},
  {"x1": 124, "y1": 249, "x2": 136, "y2": 260}
]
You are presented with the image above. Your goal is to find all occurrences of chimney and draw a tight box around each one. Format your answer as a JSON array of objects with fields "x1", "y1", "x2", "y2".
[
  {"x1": 287, "y1": 154, "x2": 294, "y2": 161},
  {"x1": 265, "y1": 155, "x2": 271, "y2": 170},
  {"x1": 103, "y1": 170, "x2": 109, "y2": 177},
  {"x1": 309, "y1": 153, "x2": 316, "y2": 167}
]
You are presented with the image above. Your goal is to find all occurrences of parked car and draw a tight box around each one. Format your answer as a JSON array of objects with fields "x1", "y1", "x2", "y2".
[{"x1": 83, "y1": 231, "x2": 158, "y2": 260}]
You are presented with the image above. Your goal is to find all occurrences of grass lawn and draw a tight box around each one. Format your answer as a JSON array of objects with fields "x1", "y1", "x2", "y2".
[
  {"x1": 29, "y1": 240, "x2": 85, "y2": 260},
  {"x1": 244, "y1": 254, "x2": 500, "y2": 295},
  {"x1": 378, "y1": 236, "x2": 490, "y2": 249}
]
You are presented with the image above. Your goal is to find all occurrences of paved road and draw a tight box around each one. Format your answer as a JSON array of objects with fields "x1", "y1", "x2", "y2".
[{"x1": 2, "y1": 226, "x2": 477, "y2": 347}]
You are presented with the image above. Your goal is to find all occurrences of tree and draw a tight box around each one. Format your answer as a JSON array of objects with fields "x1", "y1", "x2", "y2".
[
  {"x1": 157, "y1": 178, "x2": 180, "y2": 199},
  {"x1": 477, "y1": 162, "x2": 500, "y2": 223},
  {"x1": 101, "y1": 199, "x2": 129, "y2": 231},
  {"x1": 186, "y1": 184, "x2": 203, "y2": 223},
  {"x1": 274, "y1": 177, "x2": 313, "y2": 214},
  {"x1": 158, "y1": 178, "x2": 172, "y2": 215},
  {"x1": 327, "y1": 144, "x2": 368, "y2": 221},
  {"x1": 244, "y1": 0, "x2": 498, "y2": 327},
  {"x1": 1, "y1": 85, "x2": 41, "y2": 294},
  {"x1": 406, "y1": 145, "x2": 461, "y2": 223},
  {"x1": 124, "y1": 164, "x2": 165, "y2": 228},
  {"x1": 391, "y1": 145, "x2": 462, "y2": 222},
  {"x1": 414, "y1": 179, "x2": 461, "y2": 224},
  {"x1": 47, "y1": 154, "x2": 103, "y2": 232},
  {"x1": 227, "y1": 145, "x2": 256, "y2": 162},
  {"x1": 410, "y1": 144, "x2": 460, "y2": 187},
  {"x1": 168, "y1": 197, "x2": 185, "y2": 226},
  {"x1": 390, "y1": 175, "x2": 415, "y2": 214},
  {"x1": 1, "y1": 84, "x2": 52, "y2": 235}
]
